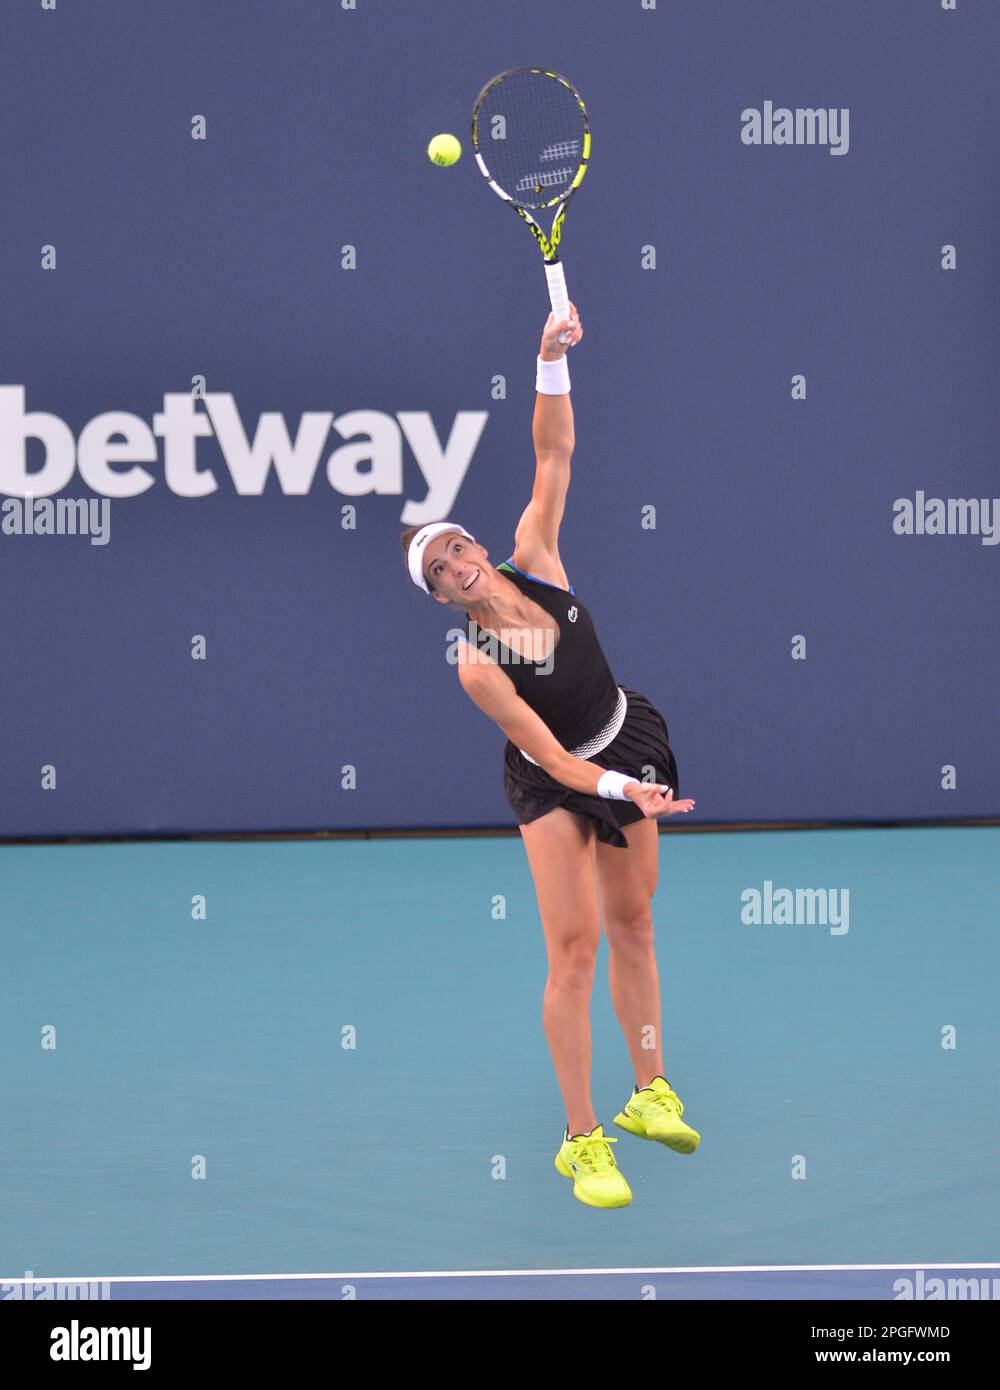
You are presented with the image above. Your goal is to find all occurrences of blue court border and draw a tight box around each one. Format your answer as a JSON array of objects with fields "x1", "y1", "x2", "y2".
[{"x1": 4, "y1": 1264, "x2": 999, "y2": 1301}]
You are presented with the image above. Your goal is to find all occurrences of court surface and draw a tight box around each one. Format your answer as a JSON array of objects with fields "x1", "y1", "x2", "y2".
[{"x1": 2, "y1": 827, "x2": 997, "y2": 1299}]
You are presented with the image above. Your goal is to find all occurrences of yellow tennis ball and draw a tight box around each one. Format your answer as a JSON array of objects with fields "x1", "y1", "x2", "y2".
[{"x1": 427, "y1": 133, "x2": 461, "y2": 167}]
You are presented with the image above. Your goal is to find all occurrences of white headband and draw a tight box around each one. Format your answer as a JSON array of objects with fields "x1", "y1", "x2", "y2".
[{"x1": 407, "y1": 522, "x2": 475, "y2": 594}]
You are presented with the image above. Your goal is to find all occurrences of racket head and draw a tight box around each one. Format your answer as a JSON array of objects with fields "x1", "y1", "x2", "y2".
[{"x1": 471, "y1": 67, "x2": 589, "y2": 210}]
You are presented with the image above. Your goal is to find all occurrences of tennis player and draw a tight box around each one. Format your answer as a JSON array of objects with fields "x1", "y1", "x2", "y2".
[{"x1": 402, "y1": 306, "x2": 700, "y2": 1208}]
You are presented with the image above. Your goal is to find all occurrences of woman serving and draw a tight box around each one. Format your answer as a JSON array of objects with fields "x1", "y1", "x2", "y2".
[{"x1": 402, "y1": 306, "x2": 701, "y2": 1209}]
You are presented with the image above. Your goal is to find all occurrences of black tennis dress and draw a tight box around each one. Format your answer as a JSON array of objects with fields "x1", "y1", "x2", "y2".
[{"x1": 463, "y1": 559, "x2": 679, "y2": 850}]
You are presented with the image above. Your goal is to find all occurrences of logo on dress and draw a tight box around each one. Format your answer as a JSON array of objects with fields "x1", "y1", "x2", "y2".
[{"x1": 567, "y1": 605, "x2": 578, "y2": 623}]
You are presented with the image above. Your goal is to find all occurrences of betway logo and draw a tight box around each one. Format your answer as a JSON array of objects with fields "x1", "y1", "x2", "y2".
[{"x1": 0, "y1": 387, "x2": 488, "y2": 525}]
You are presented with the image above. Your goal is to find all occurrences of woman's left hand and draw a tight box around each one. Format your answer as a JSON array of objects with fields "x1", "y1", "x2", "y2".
[
  {"x1": 626, "y1": 783, "x2": 696, "y2": 819},
  {"x1": 540, "y1": 302, "x2": 583, "y2": 359}
]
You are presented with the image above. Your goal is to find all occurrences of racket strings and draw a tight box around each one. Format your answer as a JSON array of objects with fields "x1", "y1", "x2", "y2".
[{"x1": 476, "y1": 71, "x2": 585, "y2": 208}]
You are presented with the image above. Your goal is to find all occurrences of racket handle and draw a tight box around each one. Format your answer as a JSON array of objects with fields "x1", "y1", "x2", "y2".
[{"x1": 545, "y1": 261, "x2": 571, "y2": 344}]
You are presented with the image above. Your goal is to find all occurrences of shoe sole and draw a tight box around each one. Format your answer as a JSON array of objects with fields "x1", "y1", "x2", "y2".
[
  {"x1": 613, "y1": 1111, "x2": 701, "y2": 1154},
  {"x1": 554, "y1": 1152, "x2": 632, "y2": 1208}
]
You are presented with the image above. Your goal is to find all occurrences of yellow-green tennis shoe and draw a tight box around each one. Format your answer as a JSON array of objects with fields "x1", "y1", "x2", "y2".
[
  {"x1": 554, "y1": 1124, "x2": 632, "y2": 1208},
  {"x1": 613, "y1": 1077, "x2": 701, "y2": 1153}
]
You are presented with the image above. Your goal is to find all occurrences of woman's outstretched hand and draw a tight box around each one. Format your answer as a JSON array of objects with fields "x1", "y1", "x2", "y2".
[
  {"x1": 626, "y1": 783, "x2": 696, "y2": 819},
  {"x1": 540, "y1": 302, "x2": 583, "y2": 359}
]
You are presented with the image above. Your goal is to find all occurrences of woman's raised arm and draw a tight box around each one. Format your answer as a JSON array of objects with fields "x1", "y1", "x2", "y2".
[{"x1": 511, "y1": 305, "x2": 583, "y2": 580}]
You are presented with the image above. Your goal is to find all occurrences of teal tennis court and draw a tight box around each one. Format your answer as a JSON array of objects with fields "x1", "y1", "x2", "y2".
[{"x1": 2, "y1": 826, "x2": 996, "y2": 1298}]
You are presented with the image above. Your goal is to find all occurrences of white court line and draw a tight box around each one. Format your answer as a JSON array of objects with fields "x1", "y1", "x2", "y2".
[{"x1": 4, "y1": 1262, "x2": 999, "y2": 1283}]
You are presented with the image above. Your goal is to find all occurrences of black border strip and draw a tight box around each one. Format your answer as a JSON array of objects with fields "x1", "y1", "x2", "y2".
[{"x1": 2, "y1": 817, "x2": 998, "y2": 847}]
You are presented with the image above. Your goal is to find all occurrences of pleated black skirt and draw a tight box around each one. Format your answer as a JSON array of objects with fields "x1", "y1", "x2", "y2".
[{"x1": 502, "y1": 687, "x2": 679, "y2": 850}]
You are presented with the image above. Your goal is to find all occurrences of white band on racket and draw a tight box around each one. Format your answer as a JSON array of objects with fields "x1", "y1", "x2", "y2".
[
  {"x1": 536, "y1": 355, "x2": 570, "y2": 395},
  {"x1": 596, "y1": 770, "x2": 639, "y2": 801},
  {"x1": 545, "y1": 261, "x2": 571, "y2": 343},
  {"x1": 545, "y1": 261, "x2": 570, "y2": 321}
]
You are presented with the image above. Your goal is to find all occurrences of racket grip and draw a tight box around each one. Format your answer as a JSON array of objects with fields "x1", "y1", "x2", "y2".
[{"x1": 544, "y1": 261, "x2": 571, "y2": 344}]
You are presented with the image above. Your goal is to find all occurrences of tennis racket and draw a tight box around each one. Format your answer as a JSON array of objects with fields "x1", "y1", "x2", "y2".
[{"x1": 471, "y1": 67, "x2": 590, "y2": 341}]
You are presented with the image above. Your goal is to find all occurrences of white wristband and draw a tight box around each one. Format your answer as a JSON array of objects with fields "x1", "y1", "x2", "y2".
[
  {"x1": 536, "y1": 354, "x2": 571, "y2": 395},
  {"x1": 596, "y1": 770, "x2": 638, "y2": 801}
]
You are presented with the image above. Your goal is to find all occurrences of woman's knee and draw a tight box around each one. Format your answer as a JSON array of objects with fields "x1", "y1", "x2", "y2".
[
  {"x1": 605, "y1": 902, "x2": 655, "y2": 954},
  {"x1": 546, "y1": 928, "x2": 600, "y2": 989}
]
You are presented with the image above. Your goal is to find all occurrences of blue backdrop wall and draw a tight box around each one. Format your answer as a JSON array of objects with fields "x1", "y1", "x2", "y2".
[{"x1": 2, "y1": 0, "x2": 997, "y2": 838}]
